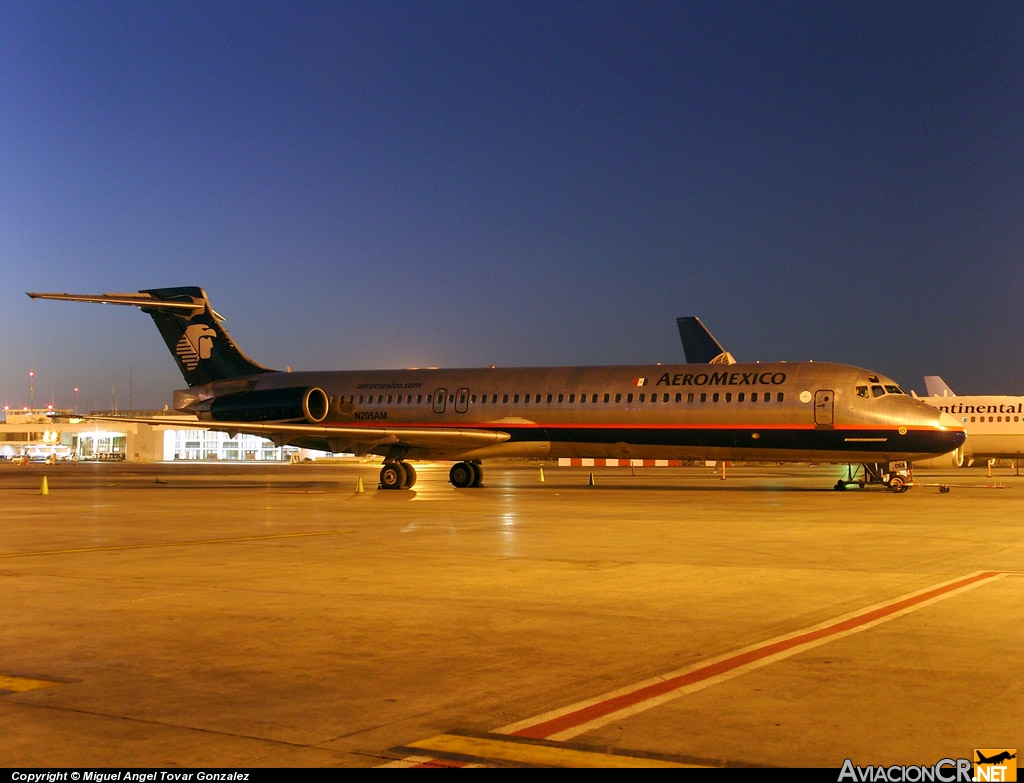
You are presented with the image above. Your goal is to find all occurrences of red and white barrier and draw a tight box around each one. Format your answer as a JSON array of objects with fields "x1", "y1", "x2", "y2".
[{"x1": 557, "y1": 458, "x2": 686, "y2": 467}]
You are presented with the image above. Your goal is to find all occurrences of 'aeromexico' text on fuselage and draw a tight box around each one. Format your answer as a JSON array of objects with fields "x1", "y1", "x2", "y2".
[{"x1": 655, "y1": 371, "x2": 787, "y2": 387}]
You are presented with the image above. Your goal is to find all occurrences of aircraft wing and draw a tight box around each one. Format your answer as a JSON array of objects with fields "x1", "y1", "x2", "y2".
[{"x1": 79, "y1": 415, "x2": 511, "y2": 456}]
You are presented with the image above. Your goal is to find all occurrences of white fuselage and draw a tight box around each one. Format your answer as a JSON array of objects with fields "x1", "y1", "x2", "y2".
[{"x1": 919, "y1": 393, "x2": 1024, "y2": 465}]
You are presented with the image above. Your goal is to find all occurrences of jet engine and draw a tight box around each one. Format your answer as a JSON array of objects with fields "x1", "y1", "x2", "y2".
[
  {"x1": 208, "y1": 386, "x2": 329, "y2": 423},
  {"x1": 913, "y1": 446, "x2": 966, "y2": 469}
]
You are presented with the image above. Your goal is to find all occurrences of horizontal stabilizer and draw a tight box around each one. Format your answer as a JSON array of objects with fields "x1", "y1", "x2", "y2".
[
  {"x1": 27, "y1": 291, "x2": 207, "y2": 315},
  {"x1": 28, "y1": 287, "x2": 274, "y2": 385}
]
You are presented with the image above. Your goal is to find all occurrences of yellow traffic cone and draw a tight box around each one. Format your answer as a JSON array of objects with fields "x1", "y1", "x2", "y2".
[
  {"x1": 538, "y1": 467, "x2": 545, "y2": 482},
  {"x1": 588, "y1": 471, "x2": 595, "y2": 487},
  {"x1": 356, "y1": 476, "x2": 365, "y2": 494},
  {"x1": 40, "y1": 476, "x2": 49, "y2": 496}
]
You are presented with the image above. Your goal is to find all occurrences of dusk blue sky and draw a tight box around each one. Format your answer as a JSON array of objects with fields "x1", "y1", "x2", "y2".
[{"x1": 3, "y1": 1, "x2": 1023, "y2": 411}]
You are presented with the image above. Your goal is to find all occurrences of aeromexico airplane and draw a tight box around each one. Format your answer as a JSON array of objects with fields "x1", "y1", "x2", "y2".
[{"x1": 29, "y1": 287, "x2": 965, "y2": 491}]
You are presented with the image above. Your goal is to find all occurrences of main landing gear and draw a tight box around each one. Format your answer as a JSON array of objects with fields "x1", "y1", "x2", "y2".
[
  {"x1": 834, "y1": 462, "x2": 913, "y2": 493},
  {"x1": 449, "y1": 460, "x2": 484, "y2": 488},
  {"x1": 379, "y1": 460, "x2": 417, "y2": 490},
  {"x1": 377, "y1": 460, "x2": 484, "y2": 490}
]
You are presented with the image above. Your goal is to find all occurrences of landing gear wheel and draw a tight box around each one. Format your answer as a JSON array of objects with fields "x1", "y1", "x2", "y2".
[
  {"x1": 449, "y1": 461, "x2": 475, "y2": 488},
  {"x1": 401, "y1": 462, "x2": 417, "y2": 489},
  {"x1": 380, "y1": 462, "x2": 407, "y2": 490},
  {"x1": 888, "y1": 475, "x2": 909, "y2": 493},
  {"x1": 834, "y1": 480, "x2": 847, "y2": 491},
  {"x1": 470, "y1": 461, "x2": 483, "y2": 487}
]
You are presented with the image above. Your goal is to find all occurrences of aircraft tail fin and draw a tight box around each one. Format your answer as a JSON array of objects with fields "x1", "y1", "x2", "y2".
[
  {"x1": 676, "y1": 316, "x2": 736, "y2": 364},
  {"x1": 924, "y1": 376, "x2": 957, "y2": 397},
  {"x1": 27, "y1": 287, "x2": 276, "y2": 386}
]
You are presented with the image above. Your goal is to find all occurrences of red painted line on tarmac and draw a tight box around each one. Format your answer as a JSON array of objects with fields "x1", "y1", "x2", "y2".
[
  {"x1": 509, "y1": 570, "x2": 1002, "y2": 740},
  {"x1": 412, "y1": 759, "x2": 469, "y2": 768}
]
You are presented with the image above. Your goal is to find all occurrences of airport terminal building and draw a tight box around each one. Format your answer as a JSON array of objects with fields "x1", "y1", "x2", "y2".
[{"x1": 0, "y1": 408, "x2": 293, "y2": 462}]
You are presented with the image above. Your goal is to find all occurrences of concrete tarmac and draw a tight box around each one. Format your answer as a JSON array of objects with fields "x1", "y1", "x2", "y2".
[{"x1": 1, "y1": 460, "x2": 1021, "y2": 768}]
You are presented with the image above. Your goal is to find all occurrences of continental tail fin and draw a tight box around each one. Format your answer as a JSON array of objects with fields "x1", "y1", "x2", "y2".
[
  {"x1": 924, "y1": 376, "x2": 957, "y2": 397},
  {"x1": 676, "y1": 316, "x2": 736, "y2": 364},
  {"x1": 27, "y1": 287, "x2": 275, "y2": 386}
]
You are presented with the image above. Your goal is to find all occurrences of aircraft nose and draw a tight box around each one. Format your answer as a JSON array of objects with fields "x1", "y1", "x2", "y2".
[
  {"x1": 937, "y1": 411, "x2": 968, "y2": 449},
  {"x1": 938, "y1": 411, "x2": 964, "y2": 431}
]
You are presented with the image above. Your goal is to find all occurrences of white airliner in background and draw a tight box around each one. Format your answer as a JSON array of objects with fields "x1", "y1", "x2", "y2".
[
  {"x1": 27, "y1": 288, "x2": 965, "y2": 492},
  {"x1": 913, "y1": 376, "x2": 1024, "y2": 469}
]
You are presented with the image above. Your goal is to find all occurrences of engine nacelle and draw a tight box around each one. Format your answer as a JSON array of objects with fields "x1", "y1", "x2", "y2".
[
  {"x1": 913, "y1": 446, "x2": 966, "y2": 469},
  {"x1": 208, "y1": 386, "x2": 329, "y2": 423}
]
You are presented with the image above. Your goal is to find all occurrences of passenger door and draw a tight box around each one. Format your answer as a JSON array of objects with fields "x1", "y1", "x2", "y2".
[{"x1": 814, "y1": 389, "x2": 834, "y2": 427}]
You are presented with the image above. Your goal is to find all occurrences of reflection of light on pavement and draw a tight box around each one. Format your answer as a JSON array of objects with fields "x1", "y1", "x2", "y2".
[{"x1": 499, "y1": 502, "x2": 519, "y2": 557}]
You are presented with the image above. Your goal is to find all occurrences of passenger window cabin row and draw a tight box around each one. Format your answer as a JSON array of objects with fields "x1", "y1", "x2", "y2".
[{"x1": 350, "y1": 391, "x2": 787, "y2": 405}]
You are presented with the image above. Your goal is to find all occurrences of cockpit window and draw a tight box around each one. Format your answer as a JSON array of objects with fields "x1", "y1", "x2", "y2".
[{"x1": 863, "y1": 382, "x2": 907, "y2": 398}]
